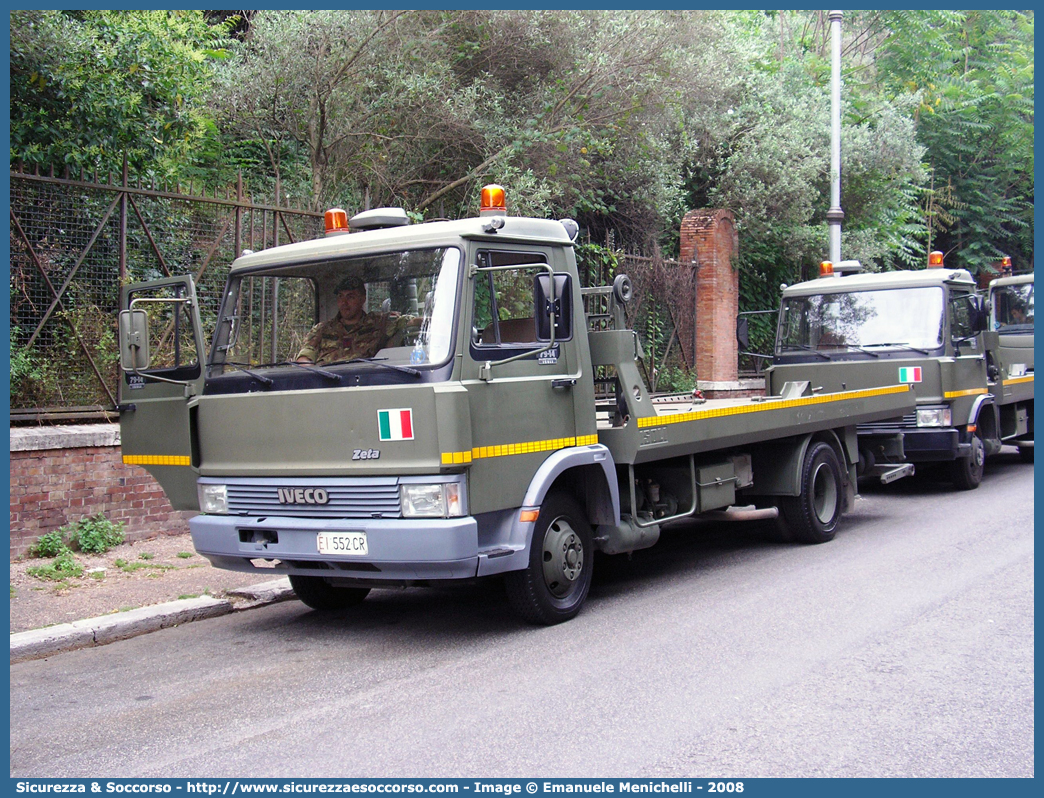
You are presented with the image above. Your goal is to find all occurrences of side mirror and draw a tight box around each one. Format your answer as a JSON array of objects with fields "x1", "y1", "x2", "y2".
[
  {"x1": 736, "y1": 316, "x2": 750, "y2": 350},
  {"x1": 118, "y1": 309, "x2": 151, "y2": 371},
  {"x1": 972, "y1": 296, "x2": 989, "y2": 334},
  {"x1": 535, "y1": 273, "x2": 573, "y2": 341}
]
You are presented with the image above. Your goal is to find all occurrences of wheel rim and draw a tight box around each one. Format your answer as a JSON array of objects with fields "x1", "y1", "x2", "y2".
[
  {"x1": 541, "y1": 516, "x2": 584, "y2": 599},
  {"x1": 811, "y1": 461, "x2": 839, "y2": 525}
]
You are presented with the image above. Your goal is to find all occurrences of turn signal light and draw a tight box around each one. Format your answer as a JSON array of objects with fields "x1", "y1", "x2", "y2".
[
  {"x1": 480, "y1": 184, "x2": 507, "y2": 215},
  {"x1": 928, "y1": 251, "x2": 944, "y2": 267},
  {"x1": 819, "y1": 260, "x2": 834, "y2": 277},
  {"x1": 325, "y1": 208, "x2": 349, "y2": 235}
]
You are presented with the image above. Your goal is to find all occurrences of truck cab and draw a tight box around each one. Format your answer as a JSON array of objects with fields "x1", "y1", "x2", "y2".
[
  {"x1": 767, "y1": 256, "x2": 1033, "y2": 488},
  {"x1": 987, "y1": 271, "x2": 1034, "y2": 460}
]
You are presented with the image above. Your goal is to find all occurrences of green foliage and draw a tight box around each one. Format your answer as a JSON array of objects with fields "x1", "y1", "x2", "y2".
[
  {"x1": 10, "y1": 10, "x2": 231, "y2": 180},
  {"x1": 176, "y1": 551, "x2": 194, "y2": 559},
  {"x1": 71, "y1": 513, "x2": 126, "y2": 554},
  {"x1": 574, "y1": 243, "x2": 618, "y2": 287},
  {"x1": 29, "y1": 530, "x2": 68, "y2": 559},
  {"x1": 27, "y1": 550, "x2": 84, "y2": 581},
  {"x1": 871, "y1": 10, "x2": 1034, "y2": 271},
  {"x1": 138, "y1": 552, "x2": 154, "y2": 560}
]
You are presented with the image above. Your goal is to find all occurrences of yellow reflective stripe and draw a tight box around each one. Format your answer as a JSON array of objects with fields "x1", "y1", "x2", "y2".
[
  {"x1": 122, "y1": 454, "x2": 191, "y2": 467},
  {"x1": 943, "y1": 388, "x2": 989, "y2": 399},
  {"x1": 636, "y1": 384, "x2": 911, "y2": 429},
  {"x1": 441, "y1": 434, "x2": 599, "y2": 465},
  {"x1": 1003, "y1": 375, "x2": 1034, "y2": 386}
]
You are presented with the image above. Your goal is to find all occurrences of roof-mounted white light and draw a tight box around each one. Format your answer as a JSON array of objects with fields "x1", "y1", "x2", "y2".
[{"x1": 348, "y1": 207, "x2": 410, "y2": 232}]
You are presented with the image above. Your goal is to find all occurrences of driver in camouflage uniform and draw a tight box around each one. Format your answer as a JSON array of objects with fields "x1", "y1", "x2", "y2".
[{"x1": 296, "y1": 276, "x2": 418, "y2": 365}]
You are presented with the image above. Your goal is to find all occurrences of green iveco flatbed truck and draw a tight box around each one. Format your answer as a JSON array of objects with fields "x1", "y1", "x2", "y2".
[
  {"x1": 117, "y1": 187, "x2": 914, "y2": 624},
  {"x1": 768, "y1": 256, "x2": 1034, "y2": 491}
]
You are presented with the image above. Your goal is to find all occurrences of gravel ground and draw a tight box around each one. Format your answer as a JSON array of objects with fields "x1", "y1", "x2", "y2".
[{"x1": 9, "y1": 533, "x2": 277, "y2": 634}]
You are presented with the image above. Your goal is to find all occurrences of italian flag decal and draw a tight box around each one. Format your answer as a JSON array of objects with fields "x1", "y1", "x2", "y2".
[
  {"x1": 898, "y1": 366, "x2": 922, "y2": 384},
  {"x1": 378, "y1": 408, "x2": 414, "y2": 441}
]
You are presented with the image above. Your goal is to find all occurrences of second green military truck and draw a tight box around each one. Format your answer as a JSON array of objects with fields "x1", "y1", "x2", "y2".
[
  {"x1": 117, "y1": 186, "x2": 914, "y2": 624},
  {"x1": 768, "y1": 255, "x2": 1034, "y2": 490}
]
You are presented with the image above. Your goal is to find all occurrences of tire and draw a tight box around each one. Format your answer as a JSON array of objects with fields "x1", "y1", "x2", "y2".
[
  {"x1": 780, "y1": 442, "x2": 844, "y2": 544},
  {"x1": 950, "y1": 431, "x2": 985, "y2": 490},
  {"x1": 1018, "y1": 444, "x2": 1034, "y2": 463},
  {"x1": 505, "y1": 492, "x2": 593, "y2": 625},
  {"x1": 289, "y1": 574, "x2": 370, "y2": 611}
]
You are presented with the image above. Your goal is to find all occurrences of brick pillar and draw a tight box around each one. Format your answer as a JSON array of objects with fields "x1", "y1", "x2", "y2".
[{"x1": 680, "y1": 209, "x2": 740, "y2": 388}]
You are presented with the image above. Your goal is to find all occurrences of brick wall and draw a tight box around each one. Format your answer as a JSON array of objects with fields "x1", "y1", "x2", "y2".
[
  {"x1": 680, "y1": 209, "x2": 740, "y2": 384},
  {"x1": 10, "y1": 425, "x2": 193, "y2": 559}
]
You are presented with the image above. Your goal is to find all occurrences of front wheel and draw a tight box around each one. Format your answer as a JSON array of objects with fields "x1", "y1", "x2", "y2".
[
  {"x1": 289, "y1": 575, "x2": 370, "y2": 611},
  {"x1": 505, "y1": 492, "x2": 593, "y2": 625},
  {"x1": 950, "y1": 431, "x2": 985, "y2": 490},
  {"x1": 780, "y1": 441, "x2": 844, "y2": 544}
]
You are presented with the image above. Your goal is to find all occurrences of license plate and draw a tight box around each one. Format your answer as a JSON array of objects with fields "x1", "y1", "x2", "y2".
[{"x1": 316, "y1": 531, "x2": 368, "y2": 556}]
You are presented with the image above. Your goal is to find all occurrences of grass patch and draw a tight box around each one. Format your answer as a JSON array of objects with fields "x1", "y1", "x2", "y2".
[
  {"x1": 10, "y1": 585, "x2": 16, "y2": 598},
  {"x1": 176, "y1": 551, "x2": 194, "y2": 559},
  {"x1": 138, "y1": 552, "x2": 154, "y2": 560},
  {"x1": 177, "y1": 593, "x2": 201, "y2": 600},
  {"x1": 116, "y1": 561, "x2": 177, "y2": 574},
  {"x1": 26, "y1": 550, "x2": 84, "y2": 581}
]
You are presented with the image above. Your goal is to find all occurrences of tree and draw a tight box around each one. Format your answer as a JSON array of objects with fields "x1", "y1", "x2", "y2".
[
  {"x1": 10, "y1": 10, "x2": 230, "y2": 180},
  {"x1": 872, "y1": 10, "x2": 1034, "y2": 271}
]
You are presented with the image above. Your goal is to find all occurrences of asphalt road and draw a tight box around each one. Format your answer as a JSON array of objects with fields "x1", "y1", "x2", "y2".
[{"x1": 10, "y1": 451, "x2": 1033, "y2": 778}]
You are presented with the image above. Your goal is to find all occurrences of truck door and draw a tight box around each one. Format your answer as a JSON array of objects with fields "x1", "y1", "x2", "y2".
[
  {"x1": 948, "y1": 289, "x2": 989, "y2": 424},
  {"x1": 462, "y1": 247, "x2": 587, "y2": 515},
  {"x1": 117, "y1": 275, "x2": 205, "y2": 510}
]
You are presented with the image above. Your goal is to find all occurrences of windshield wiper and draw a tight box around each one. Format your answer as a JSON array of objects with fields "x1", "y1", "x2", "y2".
[
  {"x1": 861, "y1": 342, "x2": 932, "y2": 355},
  {"x1": 275, "y1": 361, "x2": 343, "y2": 383},
  {"x1": 223, "y1": 362, "x2": 274, "y2": 387},
  {"x1": 843, "y1": 344, "x2": 879, "y2": 357},
  {"x1": 779, "y1": 344, "x2": 831, "y2": 360},
  {"x1": 322, "y1": 357, "x2": 421, "y2": 377}
]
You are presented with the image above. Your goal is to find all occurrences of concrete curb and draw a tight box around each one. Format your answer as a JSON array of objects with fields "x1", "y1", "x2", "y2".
[{"x1": 10, "y1": 578, "x2": 297, "y2": 664}]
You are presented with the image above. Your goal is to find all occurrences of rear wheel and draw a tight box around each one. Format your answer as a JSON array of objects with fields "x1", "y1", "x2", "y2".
[
  {"x1": 289, "y1": 575, "x2": 370, "y2": 611},
  {"x1": 505, "y1": 492, "x2": 593, "y2": 625},
  {"x1": 781, "y1": 442, "x2": 844, "y2": 544},
  {"x1": 950, "y1": 431, "x2": 985, "y2": 490}
]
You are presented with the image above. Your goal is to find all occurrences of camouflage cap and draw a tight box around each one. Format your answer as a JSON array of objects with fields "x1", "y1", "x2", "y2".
[{"x1": 335, "y1": 275, "x2": 365, "y2": 294}]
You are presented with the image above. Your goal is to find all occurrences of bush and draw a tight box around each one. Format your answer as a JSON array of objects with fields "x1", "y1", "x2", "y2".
[
  {"x1": 29, "y1": 530, "x2": 68, "y2": 558},
  {"x1": 72, "y1": 514, "x2": 125, "y2": 554}
]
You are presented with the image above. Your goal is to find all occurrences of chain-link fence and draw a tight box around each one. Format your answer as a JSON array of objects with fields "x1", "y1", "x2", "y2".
[{"x1": 10, "y1": 168, "x2": 324, "y2": 420}]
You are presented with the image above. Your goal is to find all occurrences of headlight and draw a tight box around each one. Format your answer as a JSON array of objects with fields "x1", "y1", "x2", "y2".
[
  {"x1": 400, "y1": 483, "x2": 464, "y2": 518},
  {"x1": 916, "y1": 407, "x2": 952, "y2": 428},
  {"x1": 198, "y1": 483, "x2": 228, "y2": 514}
]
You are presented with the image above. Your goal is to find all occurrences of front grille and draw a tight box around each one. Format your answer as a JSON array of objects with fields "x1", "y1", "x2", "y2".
[
  {"x1": 223, "y1": 478, "x2": 401, "y2": 518},
  {"x1": 858, "y1": 412, "x2": 917, "y2": 432}
]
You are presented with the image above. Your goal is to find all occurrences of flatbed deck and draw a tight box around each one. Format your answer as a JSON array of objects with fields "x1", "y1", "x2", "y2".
[{"x1": 598, "y1": 384, "x2": 914, "y2": 464}]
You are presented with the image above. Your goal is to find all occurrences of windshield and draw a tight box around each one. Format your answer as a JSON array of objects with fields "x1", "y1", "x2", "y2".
[
  {"x1": 777, "y1": 286, "x2": 945, "y2": 354},
  {"x1": 212, "y1": 247, "x2": 461, "y2": 374},
  {"x1": 991, "y1": 282, "x2": 1033, "y2": 334}
]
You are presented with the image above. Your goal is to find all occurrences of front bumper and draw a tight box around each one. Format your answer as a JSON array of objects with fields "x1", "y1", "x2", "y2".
[
  {"x1": 858, "y1": 427, "x2": 966, "y2": 462},
  {"x1": 190, "y1": 513, "x2": 480, "y2": 583}
]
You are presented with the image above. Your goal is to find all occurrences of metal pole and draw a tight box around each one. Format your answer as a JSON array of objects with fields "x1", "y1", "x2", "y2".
[
  {"x1": 271, "y1": 178, "x2": 281, "y2": 360},
  {"x1": 119, "y1": 153, "x2": 128, "y2": 281},
  {"x1": 827, "y1": 10, "x2": 844, "y2": 264}
]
